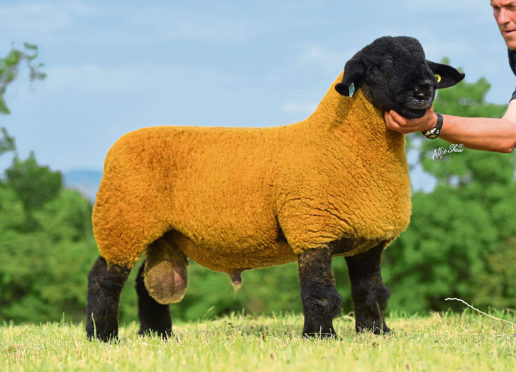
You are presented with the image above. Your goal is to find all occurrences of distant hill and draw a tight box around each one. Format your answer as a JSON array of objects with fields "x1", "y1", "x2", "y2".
[{"x1": 63, "y1": 169, "x2": 102, "y2": 202}]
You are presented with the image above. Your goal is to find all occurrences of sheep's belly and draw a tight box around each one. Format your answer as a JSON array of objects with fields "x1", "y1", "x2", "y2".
[{"x1": 172, "y1": 233, "x2": 297, "y2": 272}]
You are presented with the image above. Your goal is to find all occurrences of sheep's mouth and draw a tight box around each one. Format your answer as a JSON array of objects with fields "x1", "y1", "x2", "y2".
[
  {"x1": 402, "y1": 108, "x2": 427, "y2": 119},
  {"x1": 401, "y1": 99, "x2": 433, "y2": 118},
  {"x1": 405, "y1": 98, "x2": 433, "y2": 110},
  {"x1": 408, "y1": 102, "x2": 431, "y2": 110}
]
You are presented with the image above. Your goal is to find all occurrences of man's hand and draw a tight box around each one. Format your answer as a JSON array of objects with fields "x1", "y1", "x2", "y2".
[{"x1": 384, "y1": 107, "x2": 438, "y2": 134}]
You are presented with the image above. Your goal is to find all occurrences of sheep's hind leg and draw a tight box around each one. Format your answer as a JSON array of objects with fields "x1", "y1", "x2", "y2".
[
  {"x1": 86, "y1": 256, "x2": 130, "y2": 342},
  {"x1": 298, "y1": 247, "x2": 343, "y2": 338},
  {"x1": 135, "y1": 260, "x2": 172, "y2": 338},
  {"x1": 345, "y1": 243, "x2": 391, "y2": 334}
]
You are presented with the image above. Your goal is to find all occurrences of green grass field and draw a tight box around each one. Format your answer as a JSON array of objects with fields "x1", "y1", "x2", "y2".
[{"x1": 1, "y1": 312, "x2": 514, "y2": 372}]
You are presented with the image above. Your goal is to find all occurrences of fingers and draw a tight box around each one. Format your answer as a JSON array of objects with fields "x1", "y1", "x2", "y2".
[
  {"x1": 389, "y1": 110, "x2": 408, "y2": 125},
  {"x1": 384, "y1": 107, "x2": 436, "y2": 134},
  {"x1": 384, "y1": 111, "x2": 408, "y2": 133}
]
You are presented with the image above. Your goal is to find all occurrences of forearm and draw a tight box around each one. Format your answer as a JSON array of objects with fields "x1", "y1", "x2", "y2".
[
  {"x1": 385, "y1": 101, "x2": 516, "y2": 153},
  {"x1": 440, "y1": 114, "x2": 516, "y2": 153}
]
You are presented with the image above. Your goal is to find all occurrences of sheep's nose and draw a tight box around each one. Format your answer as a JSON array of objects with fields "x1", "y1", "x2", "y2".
[
  {"x1": 414, "y1": 80, "x2": 434, "y2": 100},
  {"x1": 414, "y1": 91, "x2": 428, "y2": 100}
]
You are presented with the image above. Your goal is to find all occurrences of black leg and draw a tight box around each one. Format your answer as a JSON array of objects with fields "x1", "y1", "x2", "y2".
[
  {"x1": 345, "y1": 243, "x2": 391, "y2": 334},
  {"x1": 86, "y1": 256, "x2": 130, "y2": 342},
  {"x1": 136, "y1": 260, "x2": 172, "y2": 338},
  {"x1": 298, "y1": 247, "x2": 343, "y2": 338}
]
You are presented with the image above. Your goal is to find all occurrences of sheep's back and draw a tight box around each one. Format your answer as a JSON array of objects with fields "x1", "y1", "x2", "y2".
[{"x1": 93, "y1": 125, "x2": 296, "y2": 268}]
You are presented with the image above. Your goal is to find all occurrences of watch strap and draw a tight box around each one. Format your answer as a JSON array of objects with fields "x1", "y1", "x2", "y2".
[{"x1": 422, "y1": 112, "x2": 443, "y2": 139}]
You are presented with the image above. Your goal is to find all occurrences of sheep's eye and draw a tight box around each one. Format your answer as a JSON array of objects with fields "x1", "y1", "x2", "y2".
[
  {"x1": 434, "y1": 74, "x2": 442, "y2": 83},
  {"x1": 370, "y1": 65, "x2": 380, "y2": 74}
]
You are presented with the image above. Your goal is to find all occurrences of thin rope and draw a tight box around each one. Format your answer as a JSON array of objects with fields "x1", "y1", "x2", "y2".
[{"x1": 444, "y1": 297, "x2": 516, "y2": 326}]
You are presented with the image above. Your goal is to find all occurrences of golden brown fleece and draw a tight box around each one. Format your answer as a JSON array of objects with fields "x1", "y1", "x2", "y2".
[{"x1": 92, "y1": 72, "x2": 411, "y2": 274}]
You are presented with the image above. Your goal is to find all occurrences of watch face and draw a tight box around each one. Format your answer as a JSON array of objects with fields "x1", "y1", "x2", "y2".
[
  {"x1": 424, "y1": 128, "x2": 440, "y2": 139},
  {"x1": 426, "y1": 130, "x2": 440, "y2": 139}
]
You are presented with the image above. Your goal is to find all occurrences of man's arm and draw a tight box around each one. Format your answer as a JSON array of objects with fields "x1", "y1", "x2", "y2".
[
  {"x1": 503, "y1": 98, "x2": 516, "y2": 121},
  {"x1": 384, "y1": 100, "x2": 516, "y2": 153}
]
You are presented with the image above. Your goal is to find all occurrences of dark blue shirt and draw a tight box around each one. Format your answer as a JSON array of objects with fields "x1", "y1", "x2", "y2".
[{"x1": 510, "y1": 49, "x2": 516, "y2": 100}]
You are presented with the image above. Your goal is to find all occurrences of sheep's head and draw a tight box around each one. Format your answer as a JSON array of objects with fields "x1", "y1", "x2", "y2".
[{"x1": 335, "y1": 36, "x2": 465, "y2": 119}]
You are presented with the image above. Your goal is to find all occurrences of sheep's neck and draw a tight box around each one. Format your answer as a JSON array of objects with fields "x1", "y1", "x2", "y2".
[
  {"x1": 289, "y1": 76, "x2": 411, "y2": 242},
  {"x1": 302, "y1": 76, "x2": 405, "y2": 157}
]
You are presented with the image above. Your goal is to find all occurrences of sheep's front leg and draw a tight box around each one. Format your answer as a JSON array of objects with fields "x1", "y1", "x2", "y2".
[
  {"x1": 135, "y1": 261, "x2": 172, "y2": 338},
  {"x1": 345, "y1": 244, "x2": 391, "y2": 334},
  {"x1": 298, "y1": 247, "x2": 342, "y2": 338},
  {"x1": 86, "y1": 256, "x2": 130, "y2": 341}
]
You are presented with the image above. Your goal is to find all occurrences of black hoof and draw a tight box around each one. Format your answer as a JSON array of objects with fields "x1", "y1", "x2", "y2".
[
  {"x1": 87, "y1": 331, "x2": 120, "y2": 343},
  {"x1": 356, "y1": 318, "x2": 391, "y2": 335},
  {"x1": 138, "y1": 328, "x2": 172, "y2": 340},
  {"x1": 302, "y1": 326, "x2": 338, "y2": 339}
]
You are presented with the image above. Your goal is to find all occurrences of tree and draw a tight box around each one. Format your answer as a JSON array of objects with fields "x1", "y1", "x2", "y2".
[
  {"x1": 0, "y1": 43, "x2": 46, "y2": 157},
  {"x1": 5, "y1": 152, "x2": 62, "y2": 213},
  {"x1": 0, "y1": 185, "x2": 97, "y2": 323},
  {"x1": 0, "y1": 44, "x2": 99, "y2": 323}
]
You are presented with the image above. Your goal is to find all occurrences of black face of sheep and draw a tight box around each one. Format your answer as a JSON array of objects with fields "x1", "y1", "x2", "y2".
[{"x1": 335, "y1": 36, "x2": 465, "y2": 118}]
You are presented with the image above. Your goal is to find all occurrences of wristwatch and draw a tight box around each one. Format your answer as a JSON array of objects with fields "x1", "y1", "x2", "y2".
[{"x1": 422, "y1": 113, "x2": 443, "y2": 139}]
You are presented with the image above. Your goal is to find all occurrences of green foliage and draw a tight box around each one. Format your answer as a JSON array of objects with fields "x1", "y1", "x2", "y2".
[
  {"x1": 0, "y1": 43, "x2": 46, "y2": 115},
  {"x1": 0, "y1": 43, "x2": 45, "y2": 157},
  {"x1": 0, "y1": 128, "x2": 15, "y2": 154},
  {"x1": 0, "y1": 43, "x2": 99, "y2": 325},
  {"x1": 433, "y1": 77, "x2": 505, "y2": 118},
  {"x1": 383, "y1": 187, "x2": 500, "y2": 312},
  {"x1": 0, "y1": 156, "x2": 97, "y2": 323},
  {"x1": 5, "y1": 152, "x2": 62, "y2": 212}
]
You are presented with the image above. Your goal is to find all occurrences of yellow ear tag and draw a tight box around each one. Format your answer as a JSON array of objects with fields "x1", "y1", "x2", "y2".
[{"x1": 434, "y1": 74, "x2": 442, "y2": 83}]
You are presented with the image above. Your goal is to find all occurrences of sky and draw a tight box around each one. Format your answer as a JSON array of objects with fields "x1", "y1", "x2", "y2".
[{"x1": 0, "y1": 0, "x2": 514, "y2": 191}]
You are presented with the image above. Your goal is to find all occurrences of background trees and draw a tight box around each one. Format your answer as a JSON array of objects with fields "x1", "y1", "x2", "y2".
[
  {"x1": 0, "y1": 43, "x2": 46, "y2": 157},
  {"x1": 0, "y1": 45, "x2": 97, "y2": 323}
]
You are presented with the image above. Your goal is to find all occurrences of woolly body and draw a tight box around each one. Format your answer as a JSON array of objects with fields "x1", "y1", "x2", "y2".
[{"x1": 92, "y1": 74, "x2": 411, "y2": 274}]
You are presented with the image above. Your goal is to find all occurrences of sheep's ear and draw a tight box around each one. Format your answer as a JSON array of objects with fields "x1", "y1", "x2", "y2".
[
  {"x1": 427, "y1": 60, "x2": 465, "y2": 89},
  {"x1": 335, "y1": 59, "x2": 365, "y2": 96}
]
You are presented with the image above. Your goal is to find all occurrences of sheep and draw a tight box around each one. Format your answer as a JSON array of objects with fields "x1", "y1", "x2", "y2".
[{"x1": 86, "y1": 36, "x2": 464, "y2": 341}]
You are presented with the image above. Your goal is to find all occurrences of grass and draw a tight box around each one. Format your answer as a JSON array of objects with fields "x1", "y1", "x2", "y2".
[{"x1": 0, "y1": 311, "x2": 514, "y2": 372}]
